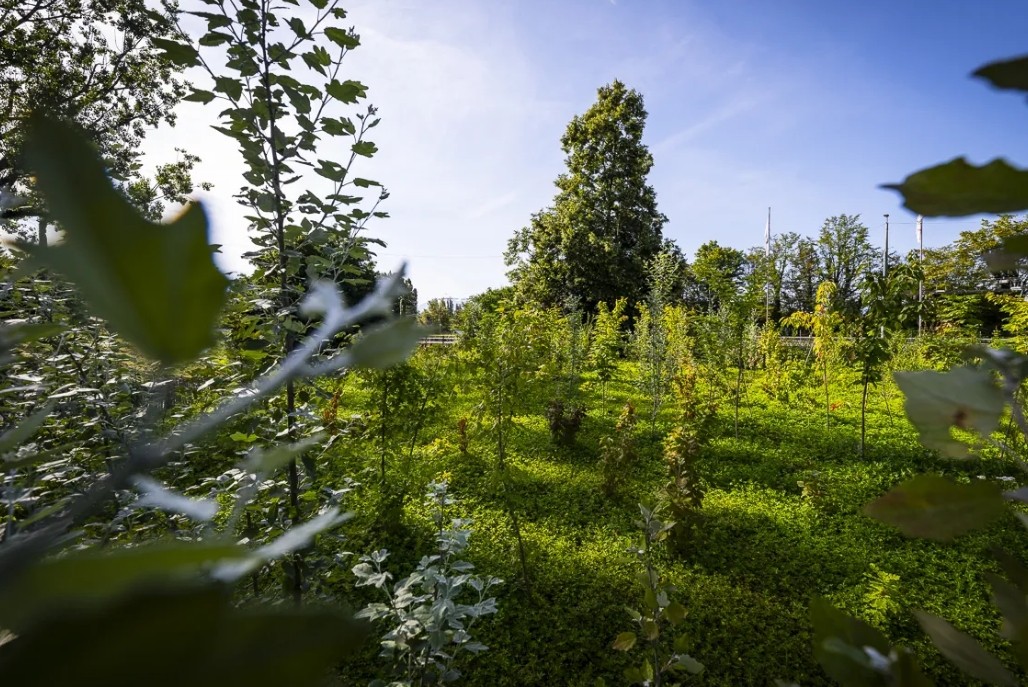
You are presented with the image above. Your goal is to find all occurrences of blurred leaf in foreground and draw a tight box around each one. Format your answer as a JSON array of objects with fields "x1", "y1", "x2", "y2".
[{"x1": 18, "y1": 116, "x2": 228, "y2": 366}]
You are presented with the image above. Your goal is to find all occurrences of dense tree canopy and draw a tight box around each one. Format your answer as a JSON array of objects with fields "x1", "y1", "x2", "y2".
[
  {"x1": 0, "y1": 0, "x2": 187, "y2": 235},
  {"x1": 815, "y1": 214, "x2": 876, "y2": 314},
  {"x1": 505, "y1": 80, "x2": 666, "y2": 313},
  {"x1": 685, "y1": 240, "x2": 745, "y2": 312}
]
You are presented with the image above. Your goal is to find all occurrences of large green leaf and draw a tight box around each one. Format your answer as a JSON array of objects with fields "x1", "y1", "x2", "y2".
[
  {"x1": 915, "y1": 610, "x2": 1018, "y2": 686},
  {"x1": 323, "y1": 26, "x2": 359, "y2": 50},
  {"x1": 18, "y1": 117, "x2": 229, "y2": 365},
  {"x1": 0, "y1": 402, "x2": 53, "y2": 456},
  {"x1": 974, "y1": 55, "x2": 1028, "y2": 95},
  {"x1": 882, "y1": 158, "x2": 1028, "y2": 217},
  {"x1": 894, "y1": 367, "x2": 1004, "y2": 457},
  {"x1": 811, "y1": 598, "x2": 931, "y2": 687},
  {"x1": 0, "y1": 541, "x2": 244, "y2": 630},
  {"x1": 864, "y1": 474, "x2": 1006, "y2": 541},
  {"x1": 0, "y1": 586, "x2": 364, "y2": 687},
  {"x1": 348, "y1": 318, "x2": 429, "y2": 369},
  {"x1": 151, "y1": 37, "x2": 201, "y2": 68},
  {"x1": 988, "y1": 573, "x2": 1028, "y2": 642},
  {"x1": 811, "y1": 598, "x2": 891, "y2": 686}
]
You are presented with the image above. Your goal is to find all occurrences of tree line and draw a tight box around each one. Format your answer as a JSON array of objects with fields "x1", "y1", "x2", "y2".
[{"x1": 417, "y1": 79, "x2": 1028, "y2": 339}]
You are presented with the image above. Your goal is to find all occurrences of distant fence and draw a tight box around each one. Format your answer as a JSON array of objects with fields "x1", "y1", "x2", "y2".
[
  {"x1": 420, "y1": 334, "x2": 458, "y2": 346},
  {"x1": 421, "y1": 334, "x2": 1011, "y2": 348}
]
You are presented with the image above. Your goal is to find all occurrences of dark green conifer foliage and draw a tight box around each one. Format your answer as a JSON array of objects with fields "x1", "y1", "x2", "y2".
[{"x1": 506, "y1": 80, "x2": 666, "y2": 313}]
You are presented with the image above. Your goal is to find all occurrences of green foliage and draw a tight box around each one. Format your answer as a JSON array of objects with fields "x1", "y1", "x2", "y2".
[
  {"x1": 633, "y1": 251, "x2": 691, "y2": 424},
  {"x1": 420, "y1": 298, "x2": 464, "y2": 333},
  {"x1": 659, "y1": 426, "x2": 704, "y2": 552},
  {"x1": 861, "y1": 564, "x2": 903, "y2": 627},
  {"x1": 506, "y1": 81, "x2": 666, "y2": 312},
  {"x1": 688, "y1": 240, "x2": 745, "y2": 312},
  {"x1": 0, "y1": 0, "x2": 192, "y2": 225},
  {"x1": 816, "y1": 215, "x2": 877, "y2": 314},
  {"x1": 783, "y1": 281, "x2": 845, "y2": 428},
  {"x1": 353, "y1": 481, "x2": 502, "y2": 686},
  {"x1": 590, "y1": 298, "x2": 628, "y2": 412},
  {"x1": 600, "y1": 403, "x2": 638, "y2": 496},
  {"x1": 164, "y1": 0, "x2": 392, "y2": 603},
  {"x1": 545, "y1": 399, "x2": 586, "y2": 446},
  {"x1": 17, "y1": 116, "x2": 228, "y2": 365},
  {"x1": 0, "y1": 108, "x2": 422, "y2": 687},
  {"x1": 611, "y1": 503, "x2": 703, "y2": 685}
]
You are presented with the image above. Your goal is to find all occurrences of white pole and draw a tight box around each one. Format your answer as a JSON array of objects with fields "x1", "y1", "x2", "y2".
[
  {"x1": 765, "y1": 206, "x2": 771, "y2": 323},
  {"x1": 917, "y1": 215, "x2": 924, "y2": 336}
]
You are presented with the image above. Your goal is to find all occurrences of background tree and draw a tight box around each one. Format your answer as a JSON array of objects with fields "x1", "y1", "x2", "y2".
[
  {"x1": 506, "y1": 80, "x2": 666, "y2": 313},
  {"x1": 765, "y1": 231, "x2": 802, "y2": 321},
  {"x1": 420, "y1": 298, "x2": 464, "y2": 332},
  {"x1": 0, "y1": 0, "x2": 192, "y2": 241},
  {"x1": 815, "y1": 214, "x2": 876, "y2": 315},
  {"x1": 686, "y1": 240, "x2": 745, "y2": 313},
  {"x1": 783, "y1": 236, "x2": 820, "y2": 316},
  {"x1": 921, "y1": 215, "x2": 1028, "y2": 334}
]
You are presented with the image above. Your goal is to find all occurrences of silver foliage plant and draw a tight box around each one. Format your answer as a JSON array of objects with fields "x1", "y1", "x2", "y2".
[{"x1": 352, "y1": 480, "x2": 502, "y2": 687}]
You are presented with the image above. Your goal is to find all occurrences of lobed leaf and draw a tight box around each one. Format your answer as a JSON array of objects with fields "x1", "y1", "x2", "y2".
[
  {"x1": 974, "y1": 55, "x2": 1028, "y2": 95},
  {"x1": 882, "y1": 158, "x2": 1028, "y2": 217},
  {"x1": 18, "y1": 117, "x2": 229, "y2": 366}
]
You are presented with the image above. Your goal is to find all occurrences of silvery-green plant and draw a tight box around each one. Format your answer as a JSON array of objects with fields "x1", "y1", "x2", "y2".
[{"x1": 353, "y1": 481, "x2": 501, "y2": 687}]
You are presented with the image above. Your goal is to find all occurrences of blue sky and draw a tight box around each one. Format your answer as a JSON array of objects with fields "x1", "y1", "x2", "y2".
[{"x1": 147, "y1": 0, "x2": 1028, "y2": 305}]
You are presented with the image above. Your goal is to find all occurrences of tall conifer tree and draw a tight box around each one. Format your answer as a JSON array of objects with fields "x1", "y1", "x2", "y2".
[{"x1": 506, "y1": 80, "x2": 666, "y2": 312}]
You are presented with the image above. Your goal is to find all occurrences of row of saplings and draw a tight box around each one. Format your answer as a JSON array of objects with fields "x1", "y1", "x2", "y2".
[{"x1": 539, "y1": 363, "x2": 713, "y2": 683}]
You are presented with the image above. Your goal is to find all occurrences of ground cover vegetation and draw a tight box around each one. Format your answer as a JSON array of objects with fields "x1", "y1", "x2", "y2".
[{"x1": 4, "y1": 2, "x2": 1028, "y2": 684}]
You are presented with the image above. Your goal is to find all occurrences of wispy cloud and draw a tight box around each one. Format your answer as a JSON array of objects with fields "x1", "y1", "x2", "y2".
[
  {"x1": 466, "y1": 190, "x2": 519, "y2": 221},
  {"x1": 653, "y1": 93, "x2": 764, "y2": 155}
]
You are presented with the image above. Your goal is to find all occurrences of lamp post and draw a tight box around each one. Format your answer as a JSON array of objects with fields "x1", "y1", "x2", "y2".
[{"x1": 883, "y1": 213, "x2": 890, "y2": 277}]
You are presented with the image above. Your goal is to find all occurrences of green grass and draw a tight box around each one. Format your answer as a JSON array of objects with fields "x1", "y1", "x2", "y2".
[{"x1": 329, "y1": 358, "x2": 1028, "y2": 686}]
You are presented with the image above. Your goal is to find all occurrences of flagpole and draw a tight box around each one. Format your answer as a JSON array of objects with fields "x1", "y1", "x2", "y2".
[
  {"x1": 765, "y1": 206, "x2": 771, "y2": 323},
  {"x1": 917, "y1": 215, "x2": 924, "y2": 336}
]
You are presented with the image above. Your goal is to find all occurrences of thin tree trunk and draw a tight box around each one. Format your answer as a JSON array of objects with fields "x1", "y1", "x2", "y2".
[
  {"x1": 860, "y1": 378, "x2": 868, "y2": 457},
  {"x1": 734, "y1": 333, "x2": 744, "y2": 438},
  {"x1": 379, "y1": 372, "x2": 389, "y2": 484},
  {"x1": 823, "y1": 362, "x2": 830, "y2": 429},
  {"x1": 286, "y1": 377, "x2": 302, "y2": 606},
  {"x1": 496, "y1": 367, "x2": 529, "y2": 584},
  {"x1": 260, "y1": 0, "x2": 302, "y2": 606}
]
